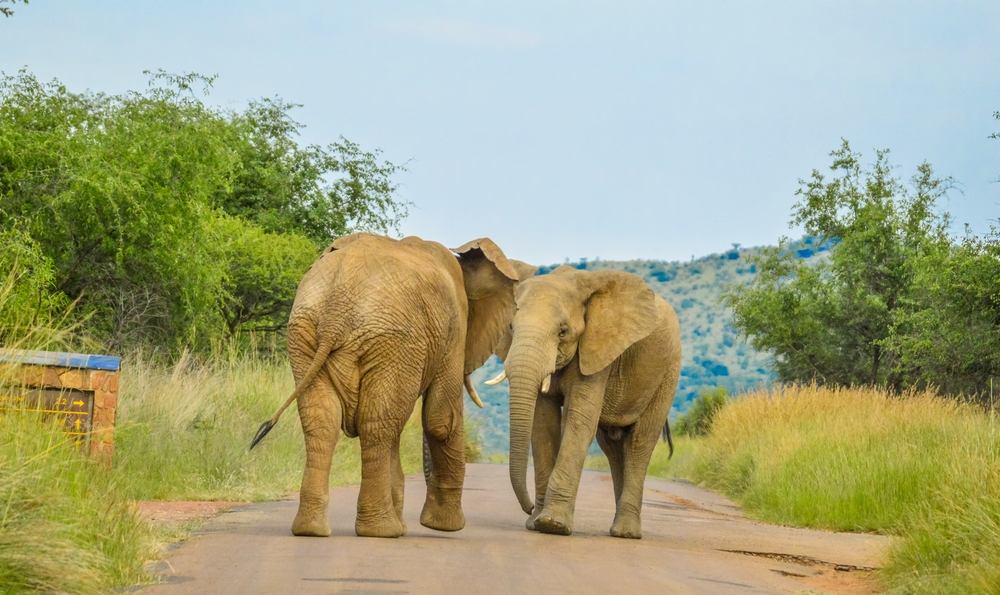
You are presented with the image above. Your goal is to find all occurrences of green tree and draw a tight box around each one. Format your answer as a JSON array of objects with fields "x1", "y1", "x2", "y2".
[
  {"x1": 0, "y1": 70, "x2": 406, "y2": 351},
  {"x1": 0, "y1": 226, "x2": 68, "y2": 344},
  {"x1": 675, "y1": 386, "x2": 729, "y2": 437},
  {"x1": 213, "y1": 215, "x2": 317, "y2": 337},
  {"x1": 217, "y1": 97, "x2": 407, "y2": 244},
  {"x1": 722, "y1": 140, "x2": 952, "y2": 389},
  {"x1": 885, "y1": 228, "x2": 1000, "y2": 397}
]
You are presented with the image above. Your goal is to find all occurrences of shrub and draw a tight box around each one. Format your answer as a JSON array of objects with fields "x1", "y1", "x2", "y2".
[{"x1": 674, "y1": 386, "x2": 729, "y2": 437}]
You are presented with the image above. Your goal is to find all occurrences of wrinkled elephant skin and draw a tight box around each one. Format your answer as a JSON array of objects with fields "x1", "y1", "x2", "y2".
[
  {"x1": 255, "y1": 233, "x2": 520, "y2": 538},
  {"x1": 502, "y1": 266, "x2": 682, "y2": 538}
]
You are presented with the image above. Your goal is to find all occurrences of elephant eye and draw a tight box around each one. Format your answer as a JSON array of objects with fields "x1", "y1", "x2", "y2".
[{"x1": 558, "y1": 325, "x2": 568, "y2": 338}]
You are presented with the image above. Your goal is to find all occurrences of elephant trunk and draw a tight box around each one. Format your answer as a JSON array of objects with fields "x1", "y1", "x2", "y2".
[{"x1": 505, "y1": 331, "x2": 555, "y2": 515}]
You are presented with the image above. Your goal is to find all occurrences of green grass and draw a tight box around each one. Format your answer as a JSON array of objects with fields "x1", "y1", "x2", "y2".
[
  {"x1": 647, "y1": 384, "x2": 1000, "y2": 594},
  {"x1": 0, "y1": 412, "x2": 161, "y2": 594}
]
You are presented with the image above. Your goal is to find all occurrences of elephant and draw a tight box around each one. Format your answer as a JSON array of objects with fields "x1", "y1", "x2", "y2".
[
  {"x1": 250, "y1": 233, "x2": 520, "y2": 538},
  {"x1": 487, "y1": 265, "x2": 681, "y2": 539}
]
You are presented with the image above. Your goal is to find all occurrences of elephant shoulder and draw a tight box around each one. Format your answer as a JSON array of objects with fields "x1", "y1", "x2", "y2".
[{"x1": 322, "y1": 232, "x2": 388, "y2": 256}]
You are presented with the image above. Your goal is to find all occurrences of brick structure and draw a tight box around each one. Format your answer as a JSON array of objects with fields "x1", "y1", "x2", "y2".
[{"x1": 0, "y1": 349, "x2": 121, "y2": 464}]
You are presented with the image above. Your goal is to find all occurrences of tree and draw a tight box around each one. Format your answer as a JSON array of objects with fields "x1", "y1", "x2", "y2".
[
  {"x1": 0, "y1": 70, "x2": 407, "y2": 351},
  {"x1": 884, "y1": 228, "x2": 1000, "y2": 397},
  {"x1": 217, "y1": 97, "x2": 407, "y2": 244},
  {"x1": 213, "y1": 215, "x2": 317, "y2": 337},
  {"x1": 722, "y1": 140, "x2": 952, "y2": 389}
]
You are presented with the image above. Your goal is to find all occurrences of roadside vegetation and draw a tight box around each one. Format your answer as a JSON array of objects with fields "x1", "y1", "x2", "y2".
[
  {"x1": 650, "y1": 384, "x2": 999, "y2": 594},
  {"x1": 0, "y1": 411, "x2": 160, "y2": 594},
  {"x1": 648, "y1": 139, "x2": 1000, "y2": 593}
]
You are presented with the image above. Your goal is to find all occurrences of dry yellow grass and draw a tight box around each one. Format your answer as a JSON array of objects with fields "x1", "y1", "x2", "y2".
[{"x1": 648, "y1": 383, "x2": 1000, "y2": 594}]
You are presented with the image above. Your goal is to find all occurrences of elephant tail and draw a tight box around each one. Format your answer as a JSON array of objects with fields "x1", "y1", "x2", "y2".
[
  {"x1": 250, "y1": 334, "x2": 335, "y2": 451},
  {"x1": 661, "y1": 420, "x2": 674, "y2": 460}
]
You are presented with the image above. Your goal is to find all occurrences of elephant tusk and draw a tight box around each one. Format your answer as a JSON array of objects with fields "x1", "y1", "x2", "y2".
[
  {"x1": 541, "y1": 374, "x2": 551, "y2": 394},
  {"x1": 484, "y1": 370, "x2": 507, "y2": 386},
  {"x1": 464, "y1": 375, "x2": 485, "y2": 408}
]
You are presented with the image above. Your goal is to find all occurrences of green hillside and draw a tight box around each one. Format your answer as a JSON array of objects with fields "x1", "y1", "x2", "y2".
[{"x1": 468, "y1": 237, "x2": 832, "y2": 453}]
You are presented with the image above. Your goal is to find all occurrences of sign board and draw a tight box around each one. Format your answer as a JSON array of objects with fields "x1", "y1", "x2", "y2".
[
  {"x1": 0, "y1": 387, "x2": 95, "y2": 445},
  {"x1": 0, "y1": 348, "x2": 120, "y2": 463}
]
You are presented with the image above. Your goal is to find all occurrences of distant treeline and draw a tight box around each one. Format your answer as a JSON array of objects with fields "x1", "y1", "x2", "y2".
[{"x1": 0, "y1": 70, "x2": 406, "y2": 352}]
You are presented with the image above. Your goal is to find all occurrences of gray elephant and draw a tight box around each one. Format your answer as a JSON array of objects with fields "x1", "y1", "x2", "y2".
[
  {"x1": 487, "y1": 265, "x2": 681, "y2": 538},
  {"x1": 251, "y1": 233, "x2": 520, "y2": 538}
]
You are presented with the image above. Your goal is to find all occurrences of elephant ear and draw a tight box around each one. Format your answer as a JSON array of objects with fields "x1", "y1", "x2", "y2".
[
  {"x1": 578, "y1": 270, "x2": 659, "y2": 376},
  {"x1": 492, "y1": 259, "x2": 539, "y2": 361},
  {"x1": 453, "y1": 239, "x2": 520, "y2": 374}
]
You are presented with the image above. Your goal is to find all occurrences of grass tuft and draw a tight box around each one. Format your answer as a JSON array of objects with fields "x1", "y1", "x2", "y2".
[{"x1": 0, "y1": 412, "x2": 159, "y2": 594}]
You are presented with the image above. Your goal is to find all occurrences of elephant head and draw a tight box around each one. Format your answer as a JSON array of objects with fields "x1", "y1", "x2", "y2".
[{"x1": 503, "y1": 266, "x2": 658, "y2": 514}]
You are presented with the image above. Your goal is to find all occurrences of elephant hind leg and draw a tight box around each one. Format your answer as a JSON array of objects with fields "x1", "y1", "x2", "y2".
[
  {"x1": 390, "y1": 433, "x2": 407, "y2": 534},
  {"x1": 420, "y1": 361, "x2": 466, "y2": 532},
  {"x1": 610, "y1": 387, "x2": 673, "y2": 540},
  {"x1": 355, "y1": 368, "x2": 417, "y2": 538},
  {"x1": 292, "y1": 378, "x2": 342, "y2": 537},
  {"x1": 595, "y1": 426, "x2": 625, "y2": 505}
]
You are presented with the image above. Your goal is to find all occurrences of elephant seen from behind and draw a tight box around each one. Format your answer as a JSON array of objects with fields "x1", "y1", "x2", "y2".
[
  {"x1": 251, "y1": 233, "x2": 520, "y2": 538},
  {"x1": 490, "y1": 265, "x2": 681, "y2": 538}
]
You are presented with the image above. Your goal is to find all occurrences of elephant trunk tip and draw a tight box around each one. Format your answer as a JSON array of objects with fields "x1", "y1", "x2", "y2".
[{"x1": 249, "y1": 419, "x2": 275, "y2": 451}]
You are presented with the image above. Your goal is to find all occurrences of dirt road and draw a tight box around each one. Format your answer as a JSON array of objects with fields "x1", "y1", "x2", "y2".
[{"x1": 143, "y1": 464, "x2": 890, "y2": 594}]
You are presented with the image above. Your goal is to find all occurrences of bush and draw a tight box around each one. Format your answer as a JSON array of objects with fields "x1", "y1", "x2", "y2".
[
  {"x1": 0, "y1": 228, "x2": 69, "y2": 346},
  {"x1": 674, "y1": 386, "x2": 729, "y2": 437}
]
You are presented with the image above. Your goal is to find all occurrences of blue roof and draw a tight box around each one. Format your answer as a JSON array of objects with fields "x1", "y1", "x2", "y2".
[{"x1": 0, "y1": 349, "x2": 121, "y2": 371}]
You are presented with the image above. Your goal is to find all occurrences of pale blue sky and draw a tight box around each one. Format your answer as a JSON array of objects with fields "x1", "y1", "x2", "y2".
[{"x1": 3, "y1": 1, "x2": 998, "y2": 264}]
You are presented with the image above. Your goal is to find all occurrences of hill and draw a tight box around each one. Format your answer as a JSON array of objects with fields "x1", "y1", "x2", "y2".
[{"x1": 468, "y1": 237, "x2": 833, "y2": 453}]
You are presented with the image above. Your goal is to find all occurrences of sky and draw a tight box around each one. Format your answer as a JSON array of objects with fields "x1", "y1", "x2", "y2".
[{"x1": 2, "y1": 1, "x2": 998, "y2": 265}]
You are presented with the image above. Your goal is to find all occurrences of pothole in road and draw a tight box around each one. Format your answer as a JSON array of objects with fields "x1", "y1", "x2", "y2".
[
  {"x1": 722, "y1": 550, "x2": 882, "y2": 595},
  {"x1": 720, "y1": 549, "x2": 877, "y2": 572}
]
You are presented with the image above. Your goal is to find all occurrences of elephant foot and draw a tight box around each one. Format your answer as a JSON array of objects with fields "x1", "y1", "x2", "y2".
[
  {"x1": 525, "y1": 505, "x2": 544, "y2": 531},
  {"x1": 291, "y1": 509, "x2": 331, "y2": 537},
  {"x1": 534, "y1": 510, "x2": 574, "y2": 536},
  {"x1": 420, "y1": 486, "x2": 465, "y2": 532},
  {"x1": 355, "y1": 513, "x2": 407, "y2": 538},
  {"x1": 610, "y1": 513, "x2": 642, "y2": 539}
]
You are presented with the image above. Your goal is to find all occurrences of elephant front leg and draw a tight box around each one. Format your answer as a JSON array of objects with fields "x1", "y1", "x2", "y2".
[
  {"x1": 527, "y1": 395, "x2": 561, "y2": 531},
  {"x1": 419, "y1": 370, "x2": 466, "y2": 532},
  {"x1": 534, "y1": 374, "x2": 606, "y2": 536},
  {"x1": 292, "y1": 382, "x2": 342, "y2": 537}
]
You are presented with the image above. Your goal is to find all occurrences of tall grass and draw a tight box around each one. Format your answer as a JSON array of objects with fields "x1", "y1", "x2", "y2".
[
  {"x1": 649, "y1": 384, "x2": 1000, "y2": 594},
  {"x1": 0, "y1": 413, "x2": 159, "y2": 594}
]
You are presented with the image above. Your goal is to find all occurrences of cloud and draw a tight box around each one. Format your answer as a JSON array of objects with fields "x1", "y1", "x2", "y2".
[{"x1": 374, "y1": 17, "x2": 543, "y2": 49}]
